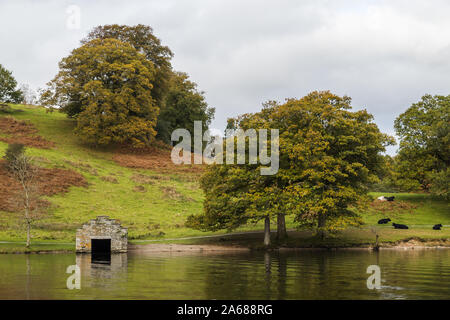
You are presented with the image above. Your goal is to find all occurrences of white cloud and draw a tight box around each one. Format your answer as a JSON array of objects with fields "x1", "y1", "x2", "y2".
[{"x1": 0, "y1": 0, "x2": 449, "y2": 155}]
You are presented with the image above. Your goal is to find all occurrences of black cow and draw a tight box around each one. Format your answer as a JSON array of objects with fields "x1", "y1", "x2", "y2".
[
  {"x1": 433, "y1": 224, "x2": 443, "y2": 230},
  {"x1": 378, "y1": 218, "x2": 391, "y2": 224},
  {"x1": 392, "y1": 223, "x2": 408, "y2": 229},
  {"x1": 386, "y1": 196, "x2": 395, "y2": 202}
]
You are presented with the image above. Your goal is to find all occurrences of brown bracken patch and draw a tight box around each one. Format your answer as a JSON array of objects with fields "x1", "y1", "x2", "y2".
[
  {"x1": 160, "y1": 186, "x2": 193, "y2": 202},
  {"x1": 64, "y1": 160, "x2": 98, "y2": 176},
  {"x1": 130, "y1": 173, "x2": 169, "y2": 184},
  {"x1": 0, "y1": 116, "x2": 54, "y2": 149},
  {"x1": 113, "y1": 143, "x2": 204, "y2": 175},
  {"x1": 100, "y1": 176, "x2": 119, "y2": 184},
  {"x1": 0, "y1": 160, "x2": 88, "y2": 212},
  {"x1": 133, "y1": 185, "x2": 147, "y2": 193}
]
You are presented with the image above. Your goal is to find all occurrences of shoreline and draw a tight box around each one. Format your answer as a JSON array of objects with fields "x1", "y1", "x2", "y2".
[
  {"x1": 128, "y1": 237, "x2": 450, "y2": 253},
  {"x1": 2, "y1": 237, "x2": 449, "y2": 254}
]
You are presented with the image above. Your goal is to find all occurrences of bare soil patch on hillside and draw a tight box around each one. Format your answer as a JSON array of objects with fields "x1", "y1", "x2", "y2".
[
  {"x1": 113, "y1": 144, "x2": 204, "y2": 175},
  {"x1": 0, "y1": 117, "x2": 54, "y2": 149},
  {"x1": 0, "y1": 160, "x2": 88, "y2": 212}
]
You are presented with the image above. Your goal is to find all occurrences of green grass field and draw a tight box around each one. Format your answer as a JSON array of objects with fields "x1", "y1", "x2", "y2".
[
  {"x1": 0, "y1": 104, "x2": 210, "y2": 243},
  {"x1": 0, "y1": 104, "x2": 448, "y2": 252}
]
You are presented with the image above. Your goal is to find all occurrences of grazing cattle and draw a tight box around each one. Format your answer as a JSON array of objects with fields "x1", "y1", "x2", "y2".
[
  {"x1": 392, "y1": 223, "x2": 408, "y2": 229},
  {"x1": 433, "y1": 224, "x2": 443, "y2": 230},
  {"x1": 378, "y1": 218, "x2": 391, "y2": 224},
  {"x1": 377, "y1": 196, "x2": 395, "y2": 201}
]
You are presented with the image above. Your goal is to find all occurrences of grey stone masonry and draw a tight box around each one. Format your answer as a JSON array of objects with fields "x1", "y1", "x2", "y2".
[{"x1": 76, "y1": 216, "x2": 128, "y2": 253}]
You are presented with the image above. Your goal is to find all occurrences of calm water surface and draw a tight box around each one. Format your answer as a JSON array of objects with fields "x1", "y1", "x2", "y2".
[{"x1": 0, "y1": 249, "x2": 449, "y2": 299}]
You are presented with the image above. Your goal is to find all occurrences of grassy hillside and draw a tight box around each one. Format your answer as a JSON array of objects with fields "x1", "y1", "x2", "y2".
[
  {"x1": 0, "y1": 104, "x2": 209, "y2": 242},
  {"x1": 0, "y1": 104, "x2": 449, "y2": 249}
]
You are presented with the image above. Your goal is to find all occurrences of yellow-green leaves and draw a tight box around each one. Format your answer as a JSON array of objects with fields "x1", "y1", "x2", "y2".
[
  {"x1": 0, "y1": 64, "x2": 23, "y2": 103},
  {"x1": 394, "y1": 94, "x2": 450, "y2": 197},
  {"x1": 188, "y1": 91, "x2": 393, "y2": 235},
  {"x1": 42, "y1": 38, "x2": 158, "y2": 148}
]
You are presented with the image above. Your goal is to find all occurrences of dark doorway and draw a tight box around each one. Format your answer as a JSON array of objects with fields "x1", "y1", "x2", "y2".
[
  {"x1": 91, "y1": 239, "x2": 111, "y2": 254},
  {"x1": 91, "y1": 239, "x2": 111, "y2": 264}
]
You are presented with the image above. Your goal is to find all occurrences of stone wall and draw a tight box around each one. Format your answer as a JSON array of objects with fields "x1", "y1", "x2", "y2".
[{"x1": 76, "y1": 216, "x2": 128, "y2": 253}]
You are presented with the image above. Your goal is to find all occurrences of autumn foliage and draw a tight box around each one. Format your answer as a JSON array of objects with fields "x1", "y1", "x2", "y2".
[
  {"x1": 0, "y1": 117, "x2": 54, "y2": 148},
  {"x1": 41, "y1": 24, "x2": 214, "y2": 149},
  {"x1": 187, "y1": 92, "x2": 395, "y2": 243},
  {"x1": 41, "y1": 38, "x2": 158, "y2": 147}
]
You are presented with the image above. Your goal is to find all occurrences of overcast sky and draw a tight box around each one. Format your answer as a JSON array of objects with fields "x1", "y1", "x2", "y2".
[{"x1": 1, "y1": 0, "x2": 449, "y2": 155}]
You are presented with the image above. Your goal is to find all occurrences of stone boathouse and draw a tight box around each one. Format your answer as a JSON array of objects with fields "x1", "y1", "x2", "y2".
[{"x1": 76, "y1": 216, "x2": 128, "y2": 253}]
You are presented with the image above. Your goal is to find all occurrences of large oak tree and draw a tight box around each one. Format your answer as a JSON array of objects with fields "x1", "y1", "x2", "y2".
[
  {"x1": 41, "y1": 38, "x2": 158, "y2": 147},
  {"x1": 43, "y1": 24, "x2": 214, "y2": 148},
  {"x1": 83, "y1": 25, "x2": 215, "y2": 145},
  {"x1": 187, "y1": 91, "x2": 394, "y2": 245},
  {"x1": 81, "y1": 24, "x2": 173, "y2": 110}
]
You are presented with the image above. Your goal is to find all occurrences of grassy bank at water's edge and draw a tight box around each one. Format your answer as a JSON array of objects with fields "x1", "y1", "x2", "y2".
[{"x1": 0, "y1": 105, "x2": 448, "y2": 251}]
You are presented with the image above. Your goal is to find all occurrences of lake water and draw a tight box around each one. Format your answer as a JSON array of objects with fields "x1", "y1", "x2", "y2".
[{"x1": 0, "y1": 249, "x2": 449, "y2": 299}]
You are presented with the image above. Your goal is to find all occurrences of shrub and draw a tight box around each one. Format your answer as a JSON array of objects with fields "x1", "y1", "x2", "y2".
[
  {"x1": 3, "y1": 143, "x2": 26, "y2": 168},
  {"x1": 0, "y1": 103, "x2": 13, "y2": 114}
]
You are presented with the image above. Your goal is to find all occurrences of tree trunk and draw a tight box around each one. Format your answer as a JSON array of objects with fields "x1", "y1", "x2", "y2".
[
  {"x1": 24, "y1": 185, "x2": 31, "y2": 249},
  {"x1": 26, "y1": 221, "x2": 31, "y2": 248},
  {"x1": 276, "y1": 212, "x2": 287, "y2": 241},
  {"x1": 264, "y1": 217, "x2": 271, "y2": 246},
  {"x1": 374, "y1": 234, "x2": 380, "y2": 251}
]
